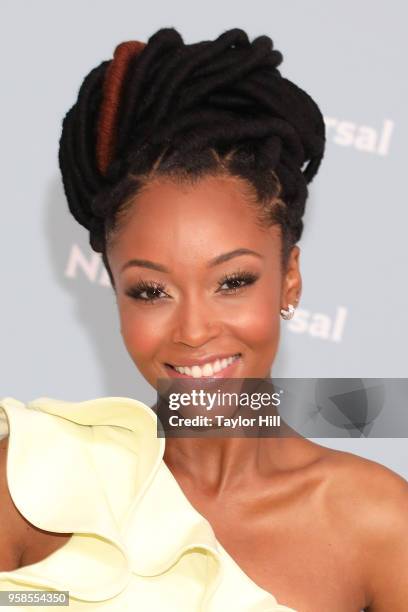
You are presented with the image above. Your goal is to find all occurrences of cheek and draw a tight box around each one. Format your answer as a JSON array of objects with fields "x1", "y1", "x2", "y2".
[
  {"x1": 118, "y1": 302, "x2": 166, "y2": 364},
  {"x1": 231, "y1": 290, "x2": 281, "y2": 352}
]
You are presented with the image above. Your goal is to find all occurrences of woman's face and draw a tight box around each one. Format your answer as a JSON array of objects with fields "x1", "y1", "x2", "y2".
[{"x1": 107, "y1": 174, "x2": 301, "y2": 389}]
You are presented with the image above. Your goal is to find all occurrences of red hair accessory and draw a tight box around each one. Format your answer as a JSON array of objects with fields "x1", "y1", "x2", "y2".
[{"x1": 96, "y1": 40, "x2": 146, "y2": 175}]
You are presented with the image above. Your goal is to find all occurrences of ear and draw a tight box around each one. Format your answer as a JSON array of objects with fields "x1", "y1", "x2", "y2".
[{"x1": 281, "y1": 246, "x2": 302, "y2": 310}]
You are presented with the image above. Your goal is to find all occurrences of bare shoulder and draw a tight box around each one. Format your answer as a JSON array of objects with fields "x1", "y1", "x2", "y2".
[
  {"x1": 310, "y1": 444, "x2": 408, "y2": 527},
  {"x1": 314, "y1": 444, "x2": 408, "y2": 609},
  {"x1": 319, "y1": 445, "x2": 407, "y2": 515}
]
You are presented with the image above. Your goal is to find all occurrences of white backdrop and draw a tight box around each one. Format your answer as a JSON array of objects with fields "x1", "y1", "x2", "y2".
[{"x1": 1, "y1": 0, "x2": 407, "y2": 477}]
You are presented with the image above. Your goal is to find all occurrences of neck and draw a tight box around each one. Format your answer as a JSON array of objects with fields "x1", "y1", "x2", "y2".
[
  {"x1": 157, "y1": 371, "x2": 299, "y2": 493},
  {"x1": 163, "y1": 435, "x2": 270, "y2": 495}
]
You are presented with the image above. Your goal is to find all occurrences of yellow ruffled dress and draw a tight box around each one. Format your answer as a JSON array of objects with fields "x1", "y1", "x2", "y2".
[{"x1": 0, "y1": 396, "x2": 296, "y2": 611}]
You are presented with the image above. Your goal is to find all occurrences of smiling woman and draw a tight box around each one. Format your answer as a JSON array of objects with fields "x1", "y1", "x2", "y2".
[
  {"x1": 1, "y1": 27, "x2": 407, "y2": 612},
  {"x1": 108, "y1": 174, "x2": 297, "y2": 388}
]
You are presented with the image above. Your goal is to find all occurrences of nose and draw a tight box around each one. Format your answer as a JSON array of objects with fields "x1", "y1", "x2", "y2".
[{"x1": 170, "y1": 294, "x2": 222, "y2": 347}]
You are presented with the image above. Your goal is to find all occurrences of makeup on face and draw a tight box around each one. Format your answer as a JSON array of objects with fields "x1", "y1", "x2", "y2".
[{"x1": 108, "y1": 175, "x2": 300, "y2": 387}]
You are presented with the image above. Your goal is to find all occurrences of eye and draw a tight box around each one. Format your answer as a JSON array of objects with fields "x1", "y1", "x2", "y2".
[
  {"x1": 125, "y1": 270, "x2": 259, "y2": 304},
  {"x1": 125, "y1": 280, "x2": 168, "y2": 304},
  {"x1": 217, "y1": 270, "x2": 259, "y2": 294}
]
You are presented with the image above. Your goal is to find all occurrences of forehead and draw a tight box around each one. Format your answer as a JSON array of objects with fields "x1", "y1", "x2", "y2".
[{"x1": 108, "y1": 174, "x2": 280, "y2": 266}]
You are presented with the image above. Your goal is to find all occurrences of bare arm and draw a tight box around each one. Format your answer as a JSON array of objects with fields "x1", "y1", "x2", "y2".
[{"x1": 0, "y1": 436, "x2": 25, "y2": 570}]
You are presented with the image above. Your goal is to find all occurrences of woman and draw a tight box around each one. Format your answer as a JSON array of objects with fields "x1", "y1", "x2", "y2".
[{"x1": 1, "y1": 27, "x2": 407, "y2": 611}]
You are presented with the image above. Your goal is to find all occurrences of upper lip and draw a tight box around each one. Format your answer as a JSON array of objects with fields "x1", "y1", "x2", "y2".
[{"x1": 166, "y1": 352, "x2": 241, "y2": 368}]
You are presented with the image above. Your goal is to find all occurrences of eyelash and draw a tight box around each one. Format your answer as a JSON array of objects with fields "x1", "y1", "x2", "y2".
[{"x1": 125, "y1": 270, "x2": 259, "y2": 304}]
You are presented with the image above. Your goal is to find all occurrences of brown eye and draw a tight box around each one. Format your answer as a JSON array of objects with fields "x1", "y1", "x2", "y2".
[
  {"x1": 218, "y1": 271, "x2": 259, "y2": 293},
  {"x1": 125, "y1": 281, "x2": 168, "y2": 303}
]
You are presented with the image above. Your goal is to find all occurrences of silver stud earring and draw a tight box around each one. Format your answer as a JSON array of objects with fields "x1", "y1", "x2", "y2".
[{"x1": 280, "y1": 304, "x2": 296, "y2": 320}]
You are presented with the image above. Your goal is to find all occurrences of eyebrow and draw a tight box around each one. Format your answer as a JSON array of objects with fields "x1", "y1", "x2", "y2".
[{"x1": 120, "y1": 248, "x2": 263, "y2": 274}]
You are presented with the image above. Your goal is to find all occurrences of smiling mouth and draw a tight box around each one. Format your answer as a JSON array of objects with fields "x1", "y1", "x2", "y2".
[{"x1": 165, "y1": 354, "x2": 242, "y2": 378}]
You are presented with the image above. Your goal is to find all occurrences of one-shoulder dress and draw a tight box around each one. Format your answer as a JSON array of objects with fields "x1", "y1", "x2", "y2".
[{"x1": 0, "y1": 396, "x2": 296, "y2": 611}]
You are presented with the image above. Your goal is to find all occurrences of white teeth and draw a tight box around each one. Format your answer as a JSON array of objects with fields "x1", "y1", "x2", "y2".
[
  {"x1": 191, "y1": 365, "x2": 201, "y2": 378},
  {"x1": 173, "y1": 354, "x2": 240, "y2": 377},
  {"x1": 213, "y1": 359, "x2": 222, "y2": 373}
]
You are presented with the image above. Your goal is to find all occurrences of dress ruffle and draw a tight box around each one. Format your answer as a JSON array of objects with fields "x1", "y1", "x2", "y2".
[{"x1": 0, "y1": 397, "x2": 296, "y2": 611}]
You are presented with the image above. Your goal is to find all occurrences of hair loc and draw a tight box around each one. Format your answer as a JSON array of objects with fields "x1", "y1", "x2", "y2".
[{"x1": 96, "y1": 41, "x2": 146, "y2": 176}]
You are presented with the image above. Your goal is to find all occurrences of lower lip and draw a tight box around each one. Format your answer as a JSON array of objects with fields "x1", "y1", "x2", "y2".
[{"x1": 164, "y1": 355, "x2": 242, "y2": 378}]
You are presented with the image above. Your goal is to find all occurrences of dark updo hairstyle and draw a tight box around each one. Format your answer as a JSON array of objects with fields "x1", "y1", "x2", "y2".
[{"x1": 58, "y1": 27, "x2": 326, "y2": 286}]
